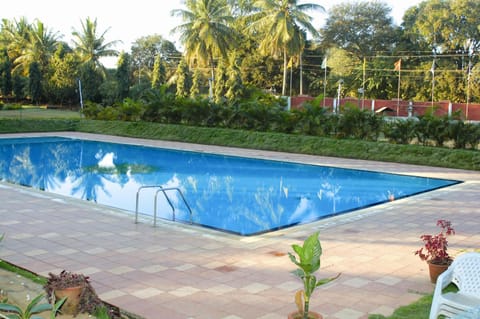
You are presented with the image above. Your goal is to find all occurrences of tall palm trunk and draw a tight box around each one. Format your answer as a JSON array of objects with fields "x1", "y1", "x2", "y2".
[{"x1": 282, "y1": 48, "x2": 287, "y2": 96}]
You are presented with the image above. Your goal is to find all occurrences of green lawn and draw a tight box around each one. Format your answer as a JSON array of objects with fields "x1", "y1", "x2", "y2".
[
  {"x1": 368, "y1": 294, "x2": 432, "y2": 318},
  {"x1": 0, "y1": 107, "x2": 81, "y2": 119}
]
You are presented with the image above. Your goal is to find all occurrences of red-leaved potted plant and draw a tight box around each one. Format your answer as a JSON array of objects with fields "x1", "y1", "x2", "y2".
[{"x1": 414, "y1": 219, "x2": 455, "y2": 283}]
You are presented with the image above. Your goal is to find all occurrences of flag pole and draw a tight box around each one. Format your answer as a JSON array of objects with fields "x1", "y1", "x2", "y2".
[
  {"x1": 397, "y1": 61, "x2": 401, "y2": 116},
  {"x1": 431, "y1": 63, "x2": 435, "y2": 107},
  {"x1": 431, "y1": 49, "x2": 436, "y2": 107},
  {"x1": 362, "y1": 57, "x2": 366, "y2": 109},
  {"x1": 466, "y1": 42, "x2": 473, "y2": 120},
  {"x1": 322, "y1": 56, "x2": 327, "y2": 108},
  {"x1": 394, "y1": 58, "x2": 401, "y2": 116}
]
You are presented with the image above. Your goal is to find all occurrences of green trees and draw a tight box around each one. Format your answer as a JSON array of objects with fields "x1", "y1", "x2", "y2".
[
  {"x1": 0, "y1": 49, "x2": 13, "y2": 97},
  {"x1": 175, "y1": 59, "x2": 191, "y2": 98},
  {"x1": 172, "y1": 0, "x2": 237, "y2": 95},
  {"x1": 22, "y1": 20, "x2": 60, "y2": 74},
  {"x1": 400, "y1": 0, "x2": 480, "y2": 103},
  {"x1": 0, "y1": 18, "x2": 61, "y2": 103},
  {"x1": 225, "y1": 55, "x2": 244, "y2": 102},
  {"x1": 71, "y1": 17, "x2": 119, "y2": 74},
  {"x1": 321, "y1": 1, "x2": 396, "y2": 60},
  {"x1": 0, "y1": 0, "x2": 479, "y2": 107},
  {"x1": 320, "y1": 1, "x2": 397, "y2": 99},
  {"x1": 115, "y1": 52, "x2": 131, "y2": 101},
  {"x1": 1, "y1": 17, "x2": 37, "y2": 76},
  {"x1": 45, "y1": 44, "x2": 79, "y2": 105},
  {"x1": 130, "y1": 34, "x2": 179, "y2": 87},
  {"x1": 248, "y1": 0, "x2": 323, "y2": 96},
  {"x1": 151, "y1": 54, "x2": 167, "y2": 89},
  {"x1": 71, "y1": 17, "x2": 119, "y2": 103},
  {"x1": 214, "y1": 60, "x2": 228, "y2": 103},
  {"x1": 28, "y1": 61, "x2": 42, "y2": 104}
]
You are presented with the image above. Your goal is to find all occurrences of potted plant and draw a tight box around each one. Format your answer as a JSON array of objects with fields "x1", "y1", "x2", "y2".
[
  {"x1": 414, "y1": 219, "x2": 455, "y2": 283},
  {"x1": 44, "y1": 270, "x2": 104, "y2": 316},
  {"x1": 288, "y1": 232, "x2": 340, "y2": 319}
]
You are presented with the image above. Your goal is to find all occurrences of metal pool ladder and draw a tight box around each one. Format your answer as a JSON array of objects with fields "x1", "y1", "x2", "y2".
[{"x1": 135, "y1": 185, "x2": 193, "y2": 226}]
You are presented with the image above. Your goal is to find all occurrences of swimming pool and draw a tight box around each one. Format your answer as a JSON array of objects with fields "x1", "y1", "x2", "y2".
[{"x1": 0, "y1": 136, "x2": 460, "y2": 235}]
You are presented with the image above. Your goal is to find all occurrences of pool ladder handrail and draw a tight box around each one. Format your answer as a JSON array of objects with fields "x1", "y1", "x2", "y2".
[{"x1": 135, "y1": 185, "x2": 193, "y2": 226}]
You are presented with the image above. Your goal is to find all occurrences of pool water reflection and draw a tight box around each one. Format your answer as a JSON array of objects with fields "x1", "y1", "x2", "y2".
[{"x1": 0, "y1": 137, "x2": 460, "y2": 235}]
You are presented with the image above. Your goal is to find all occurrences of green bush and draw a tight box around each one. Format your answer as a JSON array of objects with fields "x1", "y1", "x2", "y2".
[
  {"x1": 337, "y1": 104, "x2": 383, "y2": 140},
  {"x1": 384, "y1": 119, "x2": 417, "y2": 144},
  {"x1": 292, "y1": 101, "x2": 331, "y2": 136},
  {"x1": 81, "y1": 102, "x2": 104, "y2": 119},
  {"x1": 118, "y1": 98, "x2": 143, "y2": 121},
  {"x1": 96, "y1": 106, "x2": 120, "y2": 121},
  {"x1": 449, "y1": 121, "x2": 480, "y2": 149},
  {"x1": 1, "y1": 103, "x2": 22, "y2": 110}
]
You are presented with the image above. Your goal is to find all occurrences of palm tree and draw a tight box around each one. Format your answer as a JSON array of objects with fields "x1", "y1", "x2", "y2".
[
  {"x1": 248, "y1": 0, "x2": 323, "y2": 95},
  {"x1": 19, "y1": 20, "x2": 61, "y2": 74},
  {"x1": 0, "y1": 18, "x2": 59, "y2": 76},
  {"x1": 171, "y1": 0, "x2": 237, "y2": 97},
  {"x1": 71, "y1": 17, "x2": 119, "y2": 77},
  {"x1": 0, "y1": 17, "x2": 31, "y2": 65}
]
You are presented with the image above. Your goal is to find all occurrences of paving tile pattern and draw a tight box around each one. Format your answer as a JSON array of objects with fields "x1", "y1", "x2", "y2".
[{"x1": 1, "y1": 132, "x2": 480, "y2": 319}]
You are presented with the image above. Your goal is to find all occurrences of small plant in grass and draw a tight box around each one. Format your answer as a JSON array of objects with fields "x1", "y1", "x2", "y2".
[
  {"x1": 415, "y1": 219, "x2": 455, "y2": 265},
  {"x1": 288, "y1": 232, "x2": 340, "y2": 319},
  {"x1": 93, "y1": 305, "x2": 113, "y2": 319},
  {"x1": 0, "y1": 293, "x2": 65, "y2": 319}
]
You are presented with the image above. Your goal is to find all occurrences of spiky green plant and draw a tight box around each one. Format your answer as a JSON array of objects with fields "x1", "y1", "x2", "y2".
[{"x1": 0, "y1": 293, "x2": 65, "y2": 319}]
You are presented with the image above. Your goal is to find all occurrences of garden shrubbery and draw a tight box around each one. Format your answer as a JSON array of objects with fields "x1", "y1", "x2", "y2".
[{"x1": 81, "y1": 92, "x2": 480, "y2": 150}]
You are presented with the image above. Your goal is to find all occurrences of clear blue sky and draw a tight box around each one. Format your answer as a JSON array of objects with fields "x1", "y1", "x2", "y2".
[{"x1": 3, "y1": 0, "x2": 423, "y2": 66}]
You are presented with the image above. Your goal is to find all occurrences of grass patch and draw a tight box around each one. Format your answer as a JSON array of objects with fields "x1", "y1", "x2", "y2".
[
  {"x1": 368, "y1": 293, "x2": 432, "y2": 319},
  {"x1": 0, "y1": 118, "x2": 79, "y2": 133},
  {"x1": 368, "y1": 285, "x2": 458, "y2": 319},
  {"x1": 0, "y1": 259, "x2": 47, "y2": 285},
  {"x1": 0, "y1": 107, "x2": 81, "y2": 119}
]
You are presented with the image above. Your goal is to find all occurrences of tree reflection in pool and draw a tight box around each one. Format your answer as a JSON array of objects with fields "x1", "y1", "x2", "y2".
[{"x1": 0, "y1": 137, "x2": 460, "y2": 236}]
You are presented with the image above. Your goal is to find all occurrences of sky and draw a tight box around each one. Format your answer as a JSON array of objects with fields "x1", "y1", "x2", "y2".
[{"x1": 3, "y1": 0, "x2": 424, "y2": 67}]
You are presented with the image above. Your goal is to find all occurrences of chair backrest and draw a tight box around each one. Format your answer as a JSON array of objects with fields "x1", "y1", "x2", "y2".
[{"x1": 450, "y1": 252, "x2": 480, "y2": 296}]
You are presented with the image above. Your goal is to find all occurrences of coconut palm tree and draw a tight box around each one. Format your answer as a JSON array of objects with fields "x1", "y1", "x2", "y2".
[
  {"x1": 71, "y1": 17, "x2": 119, "y2": 77},
  {"x1": 19, "y1": 20, "x2": 61, "y2": 74},
  {"x1": 171, "y1": 0, "x2": 237, "y2": 97},
  {"x1": 0, "y1": 17, "x2": 32, "y2": 69},
  {"x1": 248, "y1": 0, "x2": 323, "y2": 96},
  {"x1": 0, "y1": 18, "x2": 59, "y2": 76}
]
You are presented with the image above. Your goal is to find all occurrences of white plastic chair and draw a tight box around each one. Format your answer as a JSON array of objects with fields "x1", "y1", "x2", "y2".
[{"x1": 429, "y1": 252, "x2": 480, "y2": 319}]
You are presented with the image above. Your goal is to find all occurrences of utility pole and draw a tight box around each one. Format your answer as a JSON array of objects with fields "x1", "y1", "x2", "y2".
[
  {"x1": 78, "y1": 79, "x2": 84, "y2": 111},
  {"x1": 299, "y1": 53, "x2": 303, "y2": 95}
]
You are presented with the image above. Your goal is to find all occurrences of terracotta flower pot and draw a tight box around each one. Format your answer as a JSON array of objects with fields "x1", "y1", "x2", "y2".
[
  {"x1": 288, "y1": 311, "x2": 323, "y2": 319},
  {"x1": 428, "y1": 261, "x2": 450, "y2": 283},
  {"x1": 54, "y1": 285, "x2": 83, "y2": 315}
]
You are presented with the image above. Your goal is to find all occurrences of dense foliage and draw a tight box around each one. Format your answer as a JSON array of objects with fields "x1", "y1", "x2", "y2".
[
  {"x1": 0, "y1": 0, "x2": 478, "y2": 107},
  {"x1": 73, "y1": 92, "x2": 480, "y2": 151}
]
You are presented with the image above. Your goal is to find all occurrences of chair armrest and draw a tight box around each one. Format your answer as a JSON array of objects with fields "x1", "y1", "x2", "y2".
[{"x1": 434, "y1": 266, "x2": 453, "y2": 294}]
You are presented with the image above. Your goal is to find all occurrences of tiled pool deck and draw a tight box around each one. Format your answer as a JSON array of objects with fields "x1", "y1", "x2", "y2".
[{"x1": 1, "y1": 132, "x2": 479, "y2": 319}]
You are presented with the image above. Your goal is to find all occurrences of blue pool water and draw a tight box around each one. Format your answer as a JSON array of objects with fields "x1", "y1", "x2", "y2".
[{"x1": 0, "y1": 136, "x2": 460, "y2": 235}]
